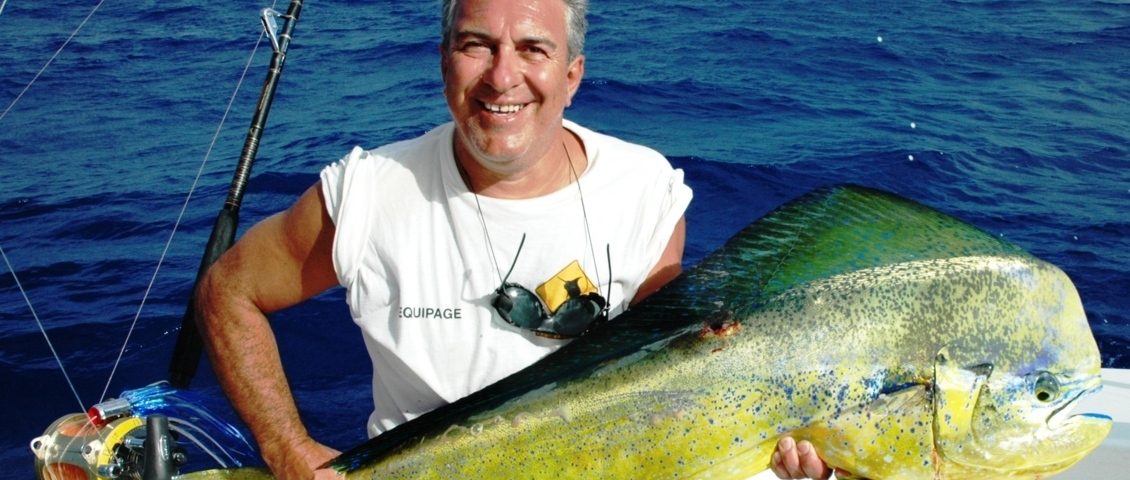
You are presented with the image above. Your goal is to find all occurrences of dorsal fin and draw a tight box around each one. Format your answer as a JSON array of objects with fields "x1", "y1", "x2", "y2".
[{"x1": 632, "y1": 184, "x2": 1029, "y2": 323}]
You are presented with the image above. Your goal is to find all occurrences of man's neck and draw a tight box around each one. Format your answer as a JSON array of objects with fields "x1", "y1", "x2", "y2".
[{"x1": 455, "y1": 127, "x2": 587, "y2": 199}]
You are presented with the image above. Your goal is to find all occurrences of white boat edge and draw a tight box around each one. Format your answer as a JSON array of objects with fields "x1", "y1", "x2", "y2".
[
  {"x1": 748, "y1": 367, "x2": 1130, "y2": 479},
  {"x1": 1057, "y1": 367, "x2": 1130, "y2": 479}
]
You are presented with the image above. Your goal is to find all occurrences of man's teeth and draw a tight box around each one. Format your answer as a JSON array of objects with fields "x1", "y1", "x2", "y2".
[{"x1": 484, "y1": 103, "x2": 523, "y2": 114}]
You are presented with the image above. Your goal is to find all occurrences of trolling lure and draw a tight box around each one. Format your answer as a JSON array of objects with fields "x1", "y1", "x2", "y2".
[{"x1": 31, "y1": 383, "x2": 256, "y2": 479}]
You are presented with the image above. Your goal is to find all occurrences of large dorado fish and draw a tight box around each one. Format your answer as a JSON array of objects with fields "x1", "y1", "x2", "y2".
[{"x1": 187, "y1": 185, "x2": 1110, "y2": 479}]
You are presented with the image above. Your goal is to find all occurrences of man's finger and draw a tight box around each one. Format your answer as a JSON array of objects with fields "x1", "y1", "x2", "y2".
[
  {"x1": 771, "y1": 436, "x2": 802, "y2": 478},
  {"x1": 797, "y1": 440, "x2": 833, "y2": 480}
]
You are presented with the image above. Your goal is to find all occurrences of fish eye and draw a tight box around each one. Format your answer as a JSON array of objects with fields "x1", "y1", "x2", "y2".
[{"x1": 1033, "y1": 371, "x2": 1060, "y2": 403}]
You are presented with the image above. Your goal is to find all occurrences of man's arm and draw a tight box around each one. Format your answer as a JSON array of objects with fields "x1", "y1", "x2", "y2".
[
  {"x1": 631, "y1": 216, "x2": 686, "y2": 304},
  {"x1": 195, "y1": 183, "x2": 341, "y2": 478}
]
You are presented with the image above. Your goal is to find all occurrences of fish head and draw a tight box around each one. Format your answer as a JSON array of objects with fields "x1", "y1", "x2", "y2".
[{"x1": 931, "y1": 260, "x2": 1111, "y2": 478}]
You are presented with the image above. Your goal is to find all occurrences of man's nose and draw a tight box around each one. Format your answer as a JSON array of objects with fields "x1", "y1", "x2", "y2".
[{"x1": 483, "y1": 47, "x2": 521, "y2": 92}]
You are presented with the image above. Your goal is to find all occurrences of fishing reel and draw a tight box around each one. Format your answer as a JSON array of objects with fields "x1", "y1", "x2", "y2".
[{"x1": 30, "y1": 400, "x2": 186, "y2": 480}]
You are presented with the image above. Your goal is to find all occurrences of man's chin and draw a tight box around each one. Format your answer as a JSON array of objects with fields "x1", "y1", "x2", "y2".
[{"x1": 457, "y1": 131, "x2": 541, "y2": 167}]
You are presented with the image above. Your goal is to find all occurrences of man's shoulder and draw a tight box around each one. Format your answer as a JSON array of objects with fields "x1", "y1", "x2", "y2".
[
  {"x1": 566, "y1": 119, "x2": 669, "y2": 167},
  {"x1": 324, "y1": 123, "x2": 453, "y2": 180},
  {"x1": 321, "y1": 123, "x2": 454, "y2": 197},
  {"x1": 363, "y1": 123, "x2": 454, "y2": 163}
]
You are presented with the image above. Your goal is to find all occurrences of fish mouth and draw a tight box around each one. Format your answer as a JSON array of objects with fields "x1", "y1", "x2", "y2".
[
  {"x1": 959, "y1": 380, "x2": 1113, "y2": 477},
  {"x1": 1026, "y1": 378, "x2": 1112, "y2": 474},
  {"x1": 1047, "y1": 380, "x2": 1110, "y2": 430}
]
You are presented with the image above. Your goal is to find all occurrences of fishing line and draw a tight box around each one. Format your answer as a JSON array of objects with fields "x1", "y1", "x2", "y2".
[
  {"x1": 98, "y1": 24, "x2": 274, "y2": 403},
  {"x1": 6, "y1": 0, "x2": 282, "y2": 409},
  {"x1": 0, "y1": 0, "x2": 108, "y2": 123},
  {"x1": 0, "y1": 245, "x2": 87, "y2": 412},
  {"x1": 0, "y1": 0, "x2": 111, "y2": 457}
]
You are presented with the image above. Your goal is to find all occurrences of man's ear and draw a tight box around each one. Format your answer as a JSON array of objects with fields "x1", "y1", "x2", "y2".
[
  {"x1": 439, "y1": 43, "x2": 449, "y2": 82},
  {"x1": 566, "y1": 54, "x2": 585, "y2": 107}
]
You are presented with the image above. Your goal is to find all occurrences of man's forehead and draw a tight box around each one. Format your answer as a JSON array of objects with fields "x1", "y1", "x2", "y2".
[{"x1": 453, "y1": 0, "x2": 568, "y2": 36}]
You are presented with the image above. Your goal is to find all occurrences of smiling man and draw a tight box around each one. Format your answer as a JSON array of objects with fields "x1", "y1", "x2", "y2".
[
  {"x1": 197, "y1": 0, "x2": 688, "y2": 477},
  {"x1": 197, "y1": 1, "x2": 822, "y2": 479}
]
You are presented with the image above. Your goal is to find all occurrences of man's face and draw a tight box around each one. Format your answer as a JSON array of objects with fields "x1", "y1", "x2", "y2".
[{"x1": 442, "y1": 0, "x2": 584, "y2": 172}]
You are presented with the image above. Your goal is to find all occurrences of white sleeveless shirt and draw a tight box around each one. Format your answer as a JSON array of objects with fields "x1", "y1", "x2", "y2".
[{"x1": 320, "y1": 120, "x2": 692, "y2": 437}]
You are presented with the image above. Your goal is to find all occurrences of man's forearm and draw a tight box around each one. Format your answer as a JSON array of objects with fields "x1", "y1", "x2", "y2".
[{"x1": 196, "y1": 272, "x2": 311, "y2": 471}]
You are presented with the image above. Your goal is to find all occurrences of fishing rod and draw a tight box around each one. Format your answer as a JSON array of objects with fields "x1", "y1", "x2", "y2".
[{"x1": 168, "y1": 0, "x2": 304, "y2": 389}]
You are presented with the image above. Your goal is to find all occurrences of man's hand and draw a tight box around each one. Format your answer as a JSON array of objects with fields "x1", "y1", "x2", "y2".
[
  {"x1": 770, "y1": 436, "x2": 834, "y2": 480},
  {"x1": 266, "y1": 437, "x2": 340, "y2": 480}
]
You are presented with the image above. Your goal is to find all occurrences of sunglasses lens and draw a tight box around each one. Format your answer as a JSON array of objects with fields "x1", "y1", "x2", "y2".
[
  {"x1": 544, "y1": 297, "x2": 603, "y2": 337},
  {"x1": 493, "y1": 285, "x2": 545, "y2": 329}
]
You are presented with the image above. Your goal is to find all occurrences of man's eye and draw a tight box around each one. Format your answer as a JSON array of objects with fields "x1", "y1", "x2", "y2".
[
  {"x1": 459, "y1": 41, "x2": 491, "y2": 54},
  {"x1": 520, "y1": 45, "x2": 549, "y2": 58}
]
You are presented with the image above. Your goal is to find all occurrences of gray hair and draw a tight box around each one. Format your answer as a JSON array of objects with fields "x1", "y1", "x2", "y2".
[{"x1": 440, "y1": 0, "x2": 588, "y2": 61}]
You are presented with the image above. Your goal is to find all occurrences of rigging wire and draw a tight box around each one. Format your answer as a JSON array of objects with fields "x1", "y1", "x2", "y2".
[
  {"x1": 0, "y1": 245, "x2": 86, "y2": 412},
  {"x1": 0, "y1": 0, "x2": 110, "y2": 417},
  {"x1": 0, "y1": 0, "x2": 108, "y2": 123},
  {"x1": 4, "y1": 1, "x2": 285, "y2": 473},
  {"x1": 98, "y1": 27, "x2": 271, "y2": 403},
  {"x1": 3, "y1": 0, "x2": 278, "y2": 408}
]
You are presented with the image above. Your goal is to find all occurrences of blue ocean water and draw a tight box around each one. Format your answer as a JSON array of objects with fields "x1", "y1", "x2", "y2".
[{"x1": 2, "y1": 0, "x2": 1128, "y2": 474}]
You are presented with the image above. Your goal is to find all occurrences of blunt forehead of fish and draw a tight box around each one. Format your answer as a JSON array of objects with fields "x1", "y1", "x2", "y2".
[
  {"x1": 813, "y1": 255, "x2": 1092, "y2": 368},
  {"x1": 927, "y1": 257, "x2": 1099, "y2": 385}
]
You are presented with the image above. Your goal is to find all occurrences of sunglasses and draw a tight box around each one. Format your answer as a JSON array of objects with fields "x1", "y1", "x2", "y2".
[{"x1": 490, "y1": 234, "x2": 610, "y2": 339}]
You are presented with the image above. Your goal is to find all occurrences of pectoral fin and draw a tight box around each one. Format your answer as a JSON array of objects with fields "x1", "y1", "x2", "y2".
[{"x1": 932, "y1": 348, "x2": 992, "y2": 463}]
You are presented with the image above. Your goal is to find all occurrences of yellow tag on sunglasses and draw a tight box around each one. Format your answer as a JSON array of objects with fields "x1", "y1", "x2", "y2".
[{"x1": 535, "y1": 260, "x2": 599, "y2": 314}]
